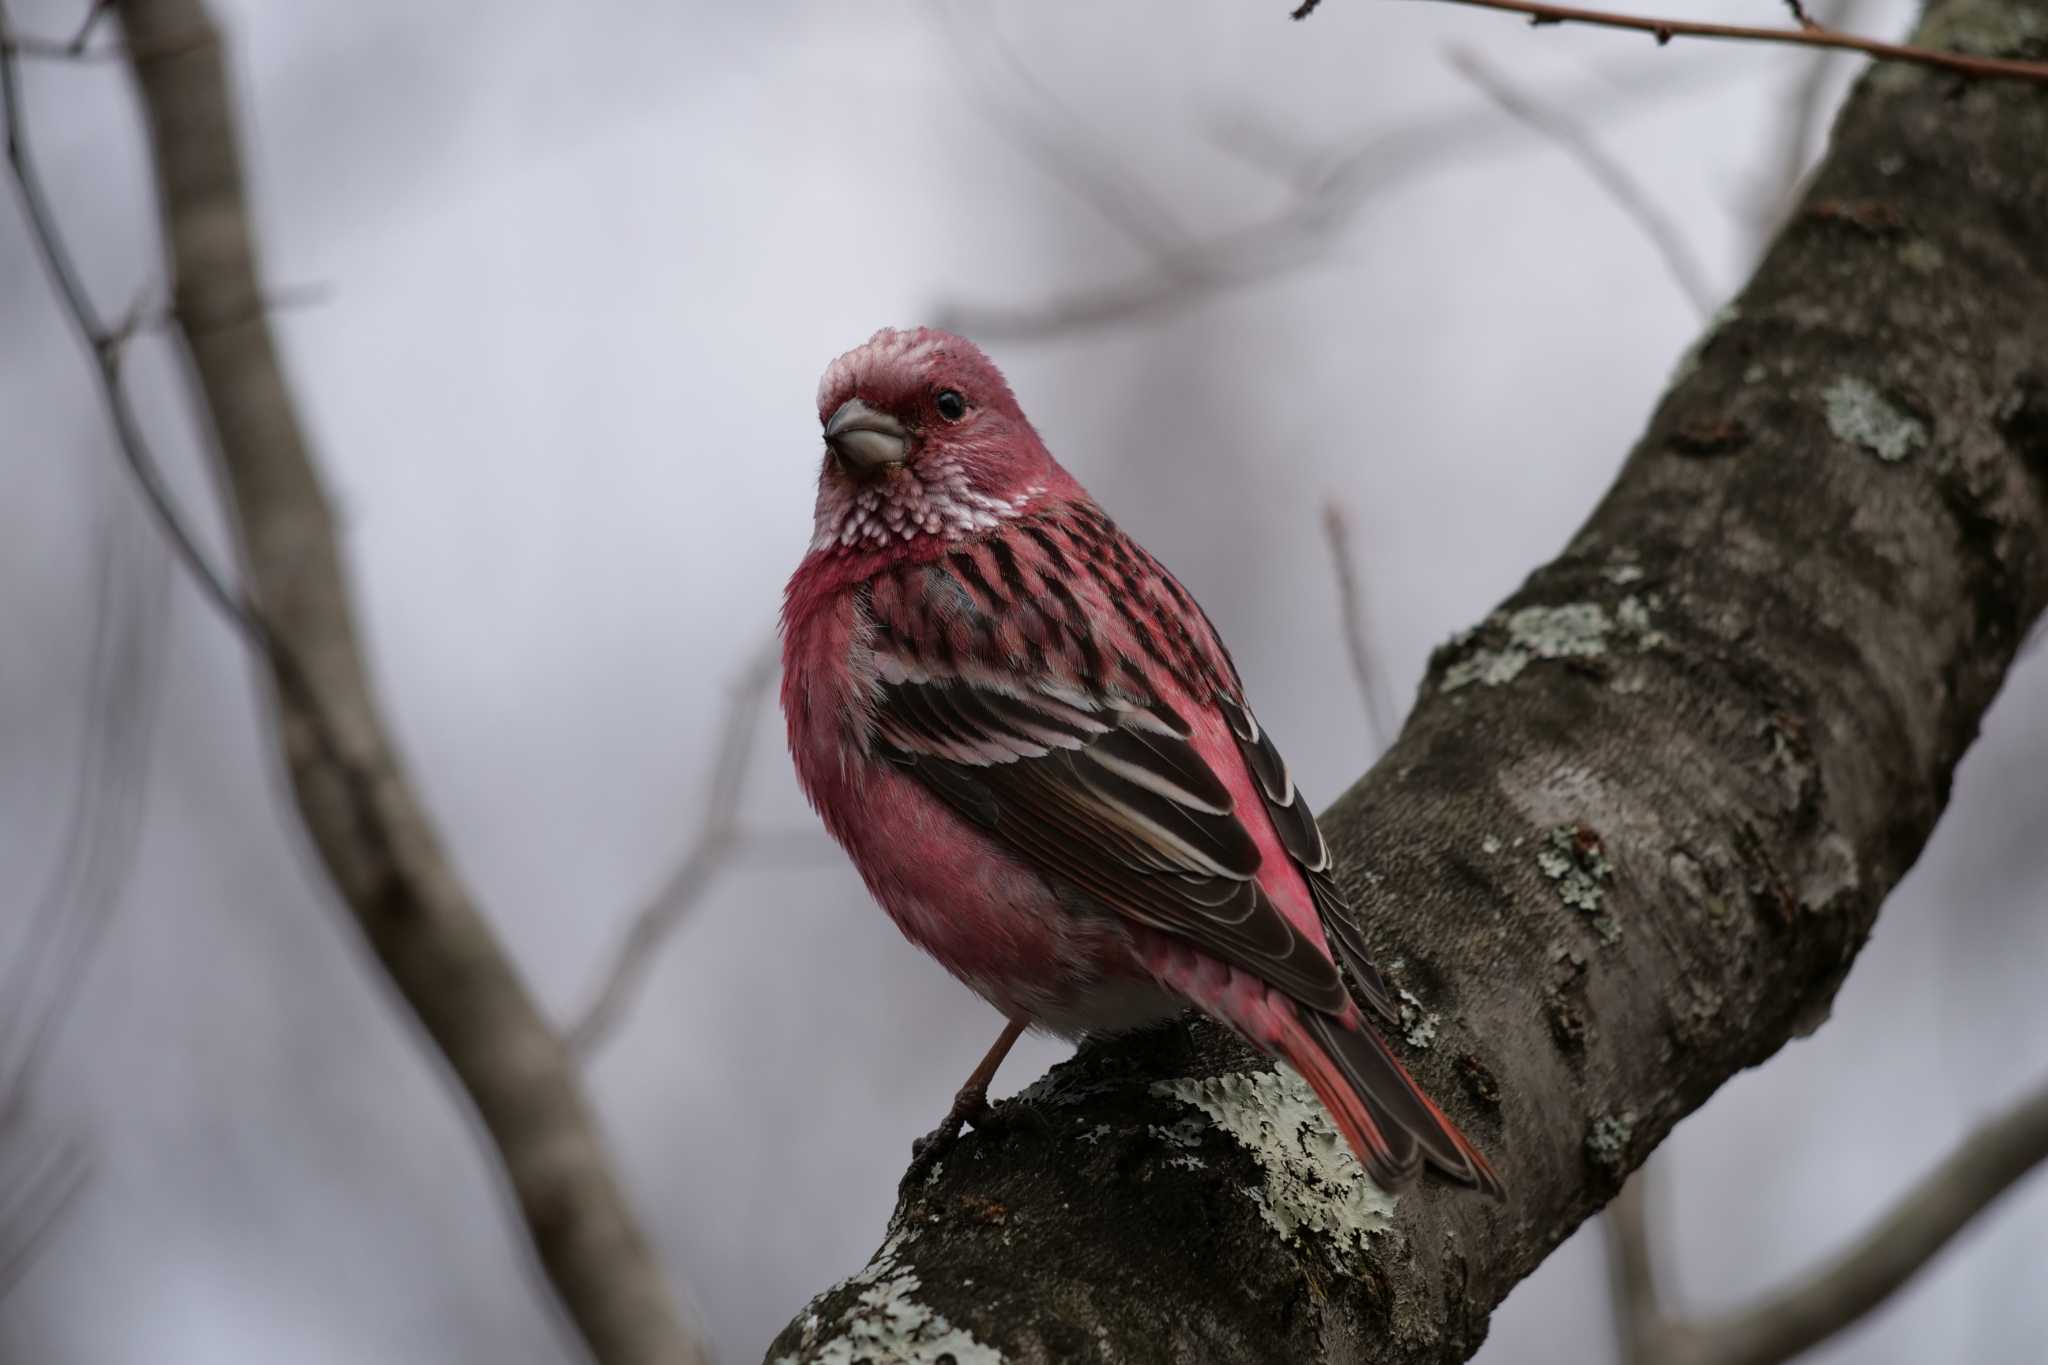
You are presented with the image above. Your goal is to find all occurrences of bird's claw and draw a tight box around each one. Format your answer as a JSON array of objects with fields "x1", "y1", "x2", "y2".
[{"x1": 902, "y1": 1086, "x2": 996, "y2": 1188}]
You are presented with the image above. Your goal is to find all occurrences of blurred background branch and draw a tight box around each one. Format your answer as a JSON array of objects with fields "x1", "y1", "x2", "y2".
[
  {"x1": 6, "y1": 0, "x2": 709, "y2": 1359},
  {"x1": 1445, "y1": 44, "x2": 1719, "y2": 318},
  {"x1": 1606, "y1": 1076, "x2": 2048, "y2": 1365},
  {"x1": 932, "y1": 0, "x2": 1729, "y2": 341},
  {"x1": 569, "y1": 640, "x2": 780, "y2": 1056}
]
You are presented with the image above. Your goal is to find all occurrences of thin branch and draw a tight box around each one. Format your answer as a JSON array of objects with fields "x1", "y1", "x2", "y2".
[
  {"x1": 1748, "y1": 0, "x2": 1865, "y2": 253},
  {"x1": 0, "y1": 500, "x2": 167, "y2": 1116},
  {"x1": 568, "y1": 641, "x2": 780, "y2": 1056},
  {"x1": 1387, "y1": 0, "x2": 2048, "y2": 85},
  {"x1": 0, "y1": 4, "x2": 259, "y2": 644},
  {"x1": 1447, "y1": 44, "x2": 1718, "y2": 319},
  {"x1": 1603, "y1": 1169, "x2": 1663, "y2": 1365},
  {"x1": 1602, "y1": 1077, "x2": 2048, "y2": 1365},
  {"x1": 1663, "y1": 1077, "x2": 2048, "y2": 1365},
  {"x1": 4, "y1": 2, "x2": 710, "y2": 1360},
  {"x1": 936, "y1": 57, "x2": 1719, "y2": 340},
  {"x1": 0, "y1": 1136, "x2": 90, "y2": 1302},
  {"x1": 1320, "y1": 501, "x2": 1396, "y2": 755}
]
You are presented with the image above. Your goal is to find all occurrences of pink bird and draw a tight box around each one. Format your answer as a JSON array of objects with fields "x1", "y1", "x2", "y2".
[{"x1": 781, "y1": 327, "x2": 1502, "y2": 1198}]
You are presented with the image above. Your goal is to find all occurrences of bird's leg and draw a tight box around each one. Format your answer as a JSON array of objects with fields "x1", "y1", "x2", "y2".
[{"x1": 905, "y1": 1017, "x2": 1027, "y2": 1179}]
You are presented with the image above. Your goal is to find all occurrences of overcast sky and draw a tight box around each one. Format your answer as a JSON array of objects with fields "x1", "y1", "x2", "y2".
[{"x1": 2, "y1": 1, "x2": 2043, "y2": 1362}]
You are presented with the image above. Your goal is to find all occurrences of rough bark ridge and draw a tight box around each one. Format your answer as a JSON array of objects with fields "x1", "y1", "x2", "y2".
[{"x1": 770, "y1": 2, "x2": 2048, "y2": 1361}]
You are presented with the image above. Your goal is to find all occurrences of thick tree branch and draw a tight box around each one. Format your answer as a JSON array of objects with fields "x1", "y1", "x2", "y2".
[
  {"x1": 76, "y1": 2, "x2": 706, "y2": 1361},
  {"x1": 773, "y1": 2, "x2": 2048, "y2": 1360}
]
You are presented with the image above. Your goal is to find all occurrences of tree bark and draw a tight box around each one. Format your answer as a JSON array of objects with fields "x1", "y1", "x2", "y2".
[{"x1": 769, "y1": 2, "x2": 2048, "y2": 1361}]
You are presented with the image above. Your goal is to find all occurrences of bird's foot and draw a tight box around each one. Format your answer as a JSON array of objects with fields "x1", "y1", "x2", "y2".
[{"x1": 902, "y1": 1083, "x2": 996, "y2": 1188}]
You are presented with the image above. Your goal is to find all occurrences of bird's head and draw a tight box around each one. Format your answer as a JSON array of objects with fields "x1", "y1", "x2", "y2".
[{"x1": 808, "y1": 327, "x2": 1061, "y2": 556}]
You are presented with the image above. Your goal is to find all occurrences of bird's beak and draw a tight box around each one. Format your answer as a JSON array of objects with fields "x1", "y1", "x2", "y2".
[{"x1": 824, "y1": 398, "x2": 909, "y2": 472}]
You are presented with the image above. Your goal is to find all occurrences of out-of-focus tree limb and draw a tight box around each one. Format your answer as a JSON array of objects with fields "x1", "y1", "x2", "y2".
[
  {"x1": 46, "y1": 2, "x2": 708, "y2": 1361},
  {"x1": 568, "y1": 641, "x2": 779, "y2": 1056},
  {"x1": 1604, "y1": 1169, "x2": 1663, "y2": 1364},
  {"x1": 1606, "y1": 1078, "x2": 2048, "y2": 1365},
  {"x1": 772, "y1": 3, "x2": 2048, "y2": 1360},
  {"x1": 1321, "y1": 500, "x2": 1397, "y2": 755},
  {"x1": 933, "y1": 45, "x2": 1723, "y2": 341},
  {"x1": 1445, "y1": 45, "x2": 1719, "y2": 318}
]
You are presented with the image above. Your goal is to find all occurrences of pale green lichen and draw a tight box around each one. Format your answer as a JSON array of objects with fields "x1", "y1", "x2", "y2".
[
  {"x1": 1148, "y1": 1116, "x2": 1208, "y2": 1151},
  {"x1": 775, "y1": 1230, "x2": 1004, "y2": 1365},
  {"x1": 1481, "y1": 835, "x2": 1503, "y2": 855},
  {"x1": 1824, "y1": 376, "x2": 1926, "y2": 463},
  {"x1": 1538, "y1": 826, "x2": 1619, "y2": 944},
  {"x1": 1152, "y1": 1067, "x2": 1395, "y2": 1268},
  {"x1": 1615, "y1": 595, "x2": 1667, "y2": 649},
  {"x1": 1396, "y1": 988, "x2": 1440, "y2": 1050},
  {"x1": 1586, "y1": 1111, "x2": 1637, "y2": 1179},
  {"x1": 1441, "y1": 597, "x2": 1665, "y2": 693},
  {"x1": 1899, "y1": 240, "x2": 1945, "y2": 275}
]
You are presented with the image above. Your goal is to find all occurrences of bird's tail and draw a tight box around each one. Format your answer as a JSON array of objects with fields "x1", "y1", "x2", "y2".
[{"x1": 1273, "y1": 1006, "x2": 1504, "y2": 1200}]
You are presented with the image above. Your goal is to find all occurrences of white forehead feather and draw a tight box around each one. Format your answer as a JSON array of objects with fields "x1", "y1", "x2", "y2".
[{"x1": 815, "y1": 327, "x2": 948, "y2": 413}]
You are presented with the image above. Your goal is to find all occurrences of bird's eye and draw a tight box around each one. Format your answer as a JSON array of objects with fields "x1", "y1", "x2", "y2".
[{"x1": 934, "y1": 389, "x2": 967, "y2": 422}]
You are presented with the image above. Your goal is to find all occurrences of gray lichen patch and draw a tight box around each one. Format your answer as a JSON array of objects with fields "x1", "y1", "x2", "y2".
[
  {"x1": 1538, "y1": 825, "x2": 1619, "y2": 944},
  {"x1": 1823, "y1": 376, "x2": 1927, "y2": 463},
  {"x1": 1152, "y1": 1067, "x2": 1395, "y2": 1269},
  {"x1": 774, "y1": 1230, "x2": 1004, "y2": 1365},
  {"x1": 1440, "y1": 595, "x2": 1667, "y2": 693},
  {"x1": 1614, "y1": 595, "x2": 1667, "y2": 649},
  {"x1": 1396, "y1": 987, "x2": 1440, "y2": 1050},
  {"x1": 1586, "y1": 1111, "x2": 1637, "y2": 1182}
]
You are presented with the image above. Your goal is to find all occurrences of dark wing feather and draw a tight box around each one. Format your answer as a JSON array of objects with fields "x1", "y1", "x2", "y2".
[
  {"x1": 1215, "y1": 695, "x2": 1399, "y2": 1023},
  {"x1": 873, "y1": 671, "x2": 1351, "y2": 1016}
]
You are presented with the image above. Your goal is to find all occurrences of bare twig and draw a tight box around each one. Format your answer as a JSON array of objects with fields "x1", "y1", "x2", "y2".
[
  {"x1": 1, "y1": 5, "x2": 257, "y2": 643},
  {"x1": 8, "y1": 2, "x2": 712, "y2": 1359},
  {"x1": 936, "y1": 56, "x2": 1719, "y2": 340},
  {"x1": 1447, "y1": 45, "x2": 1718, "y2": 318},
  {"x1": 1602, "y1": 1169, "x2": 1664, "y2": 1365},
  {"x1": 1320, "y1": 501, "x2": 1396, "y2": 755},
  {"x1": 0, "y1": 1135, "x2": 90, "y2": 1302},
  {"x1": 1749, "y1": 0, "x2": 1865, "y2": 252},
  {"x1": 1381, "y1": 0, "x2": 2048, "y2": 85},
  {"x1": 0, "y1": 503, "x2": 166, "y2": 1116},
  {"x1": 1603, "y1": 1078, "x2": 2048, "y2": 1365},
  {"x1": 1676, "y1": 1077, "x2": 2048, "y2": 1365},
  {"x1": 569, "y1": 641, "x2": 780, "y2": 1055}
]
